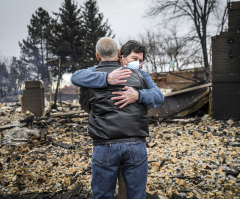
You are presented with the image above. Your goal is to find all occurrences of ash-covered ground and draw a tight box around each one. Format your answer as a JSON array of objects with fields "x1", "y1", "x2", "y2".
[{"x1": 0, "y1": 101, "x2": 240, "y2": 199}]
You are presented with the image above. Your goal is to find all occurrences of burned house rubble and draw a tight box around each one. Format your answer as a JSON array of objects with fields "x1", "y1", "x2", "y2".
[{"x1": 0, "y1": 100, "x2": 240, "y2": 199}]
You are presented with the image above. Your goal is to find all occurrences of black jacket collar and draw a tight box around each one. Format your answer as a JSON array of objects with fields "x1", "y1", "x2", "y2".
[{"x1": 97, "y1": 61, "x2": 121, "y2": 67}]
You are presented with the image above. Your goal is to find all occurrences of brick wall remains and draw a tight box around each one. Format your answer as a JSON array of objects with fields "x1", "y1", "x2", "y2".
[
  {"x1": 211, "y1": 1, "x2": 240, "y2": 120},
  {"x1": 21, "y1": 81, "x2": 44, "y2": 117}
]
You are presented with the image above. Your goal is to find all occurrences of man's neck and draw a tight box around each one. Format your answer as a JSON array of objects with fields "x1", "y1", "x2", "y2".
[{"x1": 101, "y1": 58, "x2": 118, "y2": 61}]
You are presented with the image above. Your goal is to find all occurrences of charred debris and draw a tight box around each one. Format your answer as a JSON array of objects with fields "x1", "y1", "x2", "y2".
[{"x1": 0, "y1": 100, "x2": 240, "y2": 199}]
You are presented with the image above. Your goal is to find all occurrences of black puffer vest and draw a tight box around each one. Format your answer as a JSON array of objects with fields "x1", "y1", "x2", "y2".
[{"x1": 82, "y1": 61, "x2": 149, "y2": 145}]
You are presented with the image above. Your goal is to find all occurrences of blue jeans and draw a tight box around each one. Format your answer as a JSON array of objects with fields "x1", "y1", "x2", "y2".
[{"x1": 91, "y1": 141, "x2": 148, "y2": 199}]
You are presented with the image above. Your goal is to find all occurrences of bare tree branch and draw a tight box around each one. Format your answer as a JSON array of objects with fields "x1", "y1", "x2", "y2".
[{"x1": 145, "y1": 0, "x2": 221, "y2": 81}]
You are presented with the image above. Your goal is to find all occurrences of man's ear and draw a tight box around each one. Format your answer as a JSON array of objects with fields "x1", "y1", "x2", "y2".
[
  {"x1": 118, "y1": 50, "x2": 123, "y2": 65},
  {"x1": 96, "y1": 53, "x2": 101, "y2": 62},
  {"x1": 118, "y1": 49, "x2": 121, "y2": 58}
]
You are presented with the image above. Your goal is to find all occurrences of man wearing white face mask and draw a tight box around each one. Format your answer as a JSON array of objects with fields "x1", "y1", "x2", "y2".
[{"x1": 71, "y1": 40, "x2": 164, "y2": 109}]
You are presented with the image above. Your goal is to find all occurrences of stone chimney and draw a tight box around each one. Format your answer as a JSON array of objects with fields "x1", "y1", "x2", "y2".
[
  {"x1": 21, "y1": 81, "x2": 44, "y2": 117},
  {"x1": 211, "y1": 1, "x2": 240, "y2": 120}
]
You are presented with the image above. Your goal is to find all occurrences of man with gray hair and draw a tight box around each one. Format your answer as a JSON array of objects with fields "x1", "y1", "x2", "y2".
[
  {"x1": 72, "y1": 37, "x2": 151, "y2": 198},
  {"x1": 95, "y1": 36, "x2": 119, "y2": 59}
]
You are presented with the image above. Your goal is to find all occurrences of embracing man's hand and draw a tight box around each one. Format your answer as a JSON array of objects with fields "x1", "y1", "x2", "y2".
[
  {"x1": 111, "y1": 86, "x2": 139, "y2": 109},
  {"x1": 107, "y1": 67, "x2": 132, "y2": 85}
]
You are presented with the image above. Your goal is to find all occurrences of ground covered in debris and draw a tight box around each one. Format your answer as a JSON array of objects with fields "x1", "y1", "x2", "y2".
[{"x1": 0, "y1": 101, "x2": 240, "y2": 199}]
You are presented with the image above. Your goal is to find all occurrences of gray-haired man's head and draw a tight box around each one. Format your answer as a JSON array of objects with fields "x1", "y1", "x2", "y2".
[{"x1": 96, "y1": 37, "x2": 119, "y2": 61}]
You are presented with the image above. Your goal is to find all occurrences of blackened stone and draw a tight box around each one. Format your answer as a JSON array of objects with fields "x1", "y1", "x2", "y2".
[
  {"x1": 223, "y1": 169, "x2": 239, "y2": 177},
  {"x1": 146, "y1": 192, "x2": 159, "y2": 199},
  {"x1": 171, "y1": 193, "x2": 188, "y2": 199}
]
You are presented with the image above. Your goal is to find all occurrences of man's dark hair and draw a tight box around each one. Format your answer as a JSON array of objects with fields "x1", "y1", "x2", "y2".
[{"x1": 120, "y1": 40, "x2": 146, "y2": 60}]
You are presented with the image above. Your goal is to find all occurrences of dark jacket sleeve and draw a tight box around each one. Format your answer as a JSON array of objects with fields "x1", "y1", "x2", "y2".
[{"x1": 79, "y1": 87, "x2": 90, "y2": 113}]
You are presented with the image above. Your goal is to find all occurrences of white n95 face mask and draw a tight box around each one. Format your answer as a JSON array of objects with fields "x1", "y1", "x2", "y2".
[
  {"x1": 127, "y1": 60, "x2": 140, "y2": 70},
  {"x1": 122, "y1": 56, "x2": 140, "y2": 70}
]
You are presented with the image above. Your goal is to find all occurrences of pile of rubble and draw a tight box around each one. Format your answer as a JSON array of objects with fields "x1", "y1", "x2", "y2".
[
  {"x1": 147, "y1": 117, "x2": 240, "y2": 198},
  {"x1": 0, "y1": 101, "x2": 240, "y2": 199}
]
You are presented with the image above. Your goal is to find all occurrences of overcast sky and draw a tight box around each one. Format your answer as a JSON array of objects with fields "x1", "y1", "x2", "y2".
[{"x1": 0, "y1": 0, "x2": 153, "y2": 58}]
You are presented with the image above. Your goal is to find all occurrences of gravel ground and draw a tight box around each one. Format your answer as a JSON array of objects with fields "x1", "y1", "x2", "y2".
[{"x1": 0, "y1": 102, "x2": 240, "y2": 199}]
